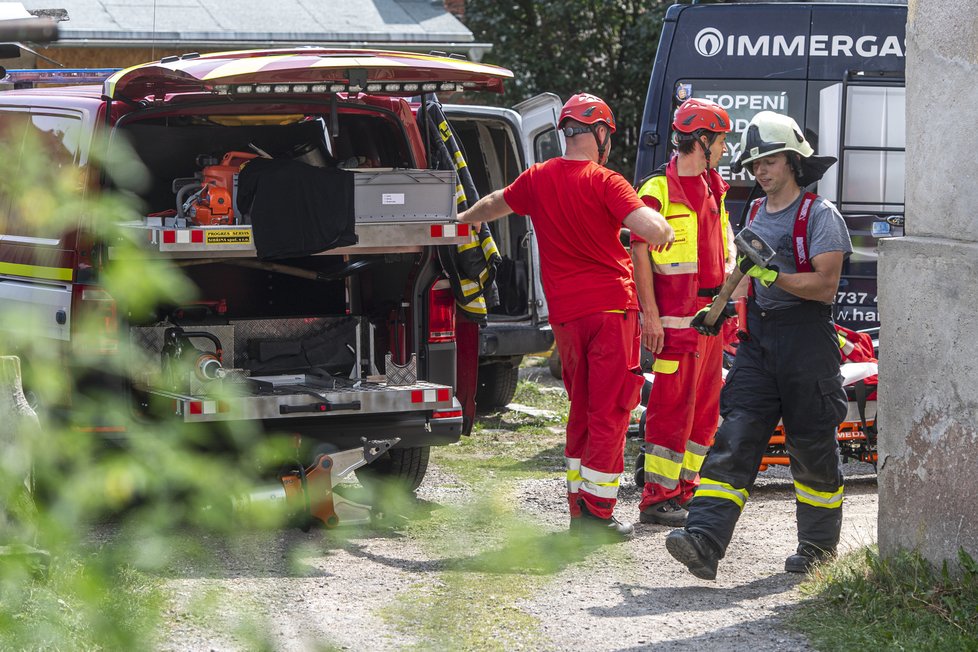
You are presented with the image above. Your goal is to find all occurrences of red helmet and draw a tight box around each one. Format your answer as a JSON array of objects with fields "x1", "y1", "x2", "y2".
[
  {"x1": 672, "y1": 98, "x2": 731, "y2": 134},
  {"x1": 559, "y1": 93, "x2": 616, "y2": 133}
]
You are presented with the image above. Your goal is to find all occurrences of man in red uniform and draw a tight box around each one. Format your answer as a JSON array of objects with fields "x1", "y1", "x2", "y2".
[
  {"x1": 631, "y1": 98, "x2": 736, "y2": 526},
  {"x1": 458, "y1": 93, "x2": 674, "y2": 539}
]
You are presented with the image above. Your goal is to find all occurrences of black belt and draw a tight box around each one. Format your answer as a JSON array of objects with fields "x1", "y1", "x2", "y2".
[{"x1": 697, "y1": 285, "x2": 722, "y2": 297}]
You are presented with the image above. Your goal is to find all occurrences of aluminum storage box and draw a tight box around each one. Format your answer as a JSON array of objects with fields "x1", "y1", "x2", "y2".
[{"x1": 353, "y1": 169, "x2": 457, "y2": 223}]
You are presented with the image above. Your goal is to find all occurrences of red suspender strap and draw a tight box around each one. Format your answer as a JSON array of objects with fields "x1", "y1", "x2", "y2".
[
  {"x1": 745, "y1": 198, "x2": 764, "y2": 298},
  {"x1": 792, "y1": 191, "x2": 817, "y2": 273},
  {"x1": 747, "y1": 198, "x2": 763, "y2": 226}
]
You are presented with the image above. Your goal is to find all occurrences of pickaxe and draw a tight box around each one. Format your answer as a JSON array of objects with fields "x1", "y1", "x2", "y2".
[{"x1": 701, "y1": 226, "x2": 776, "y2": 328}]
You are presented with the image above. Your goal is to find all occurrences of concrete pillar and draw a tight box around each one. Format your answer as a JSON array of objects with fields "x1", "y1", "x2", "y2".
[{"x1": 877, "y1": 0, "x2": 978, "y2": 566}]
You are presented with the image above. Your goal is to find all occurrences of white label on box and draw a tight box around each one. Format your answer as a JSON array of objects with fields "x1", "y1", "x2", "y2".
[{"x1": 382, "y1": 193, "x2": 405, "y2": 205}]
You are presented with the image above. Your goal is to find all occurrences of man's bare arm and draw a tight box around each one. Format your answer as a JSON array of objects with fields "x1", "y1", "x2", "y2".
[
  {"x1": 774, "y1": 251, "x2": 844, "y2": 303},
  {"x1": 457, "y1": 189, "x2": 513, "y2": 227},
  {"x1": 630, "y1": 242, "x2": 664, "y2": 354},
  {"x1": 725, "y1": 220, "x2": 737, "y2": 274},
  {"x1": 623, "y1": 206, "x2": 674, "y2": 250}
]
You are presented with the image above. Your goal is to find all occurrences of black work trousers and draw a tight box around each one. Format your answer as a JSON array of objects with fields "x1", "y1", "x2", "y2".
[{"x1": 686, "y1": 299, "x2": 848, "y2": 555}]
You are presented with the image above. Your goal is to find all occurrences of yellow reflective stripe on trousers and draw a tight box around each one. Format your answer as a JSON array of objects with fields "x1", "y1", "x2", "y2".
[
  {"x1": 659, "y1": 316, "x2": 694, "y2": 329},
  {"x1": 581, "y1": 465, "x2": 619, "y2": 484},
  {"x1": 581, "y1": 464, "x2": 621, "y2": 499},
  {"x1": 680, "y1": 441, "x2": 709, "y2": 479},
  {"x1": 566, "y1": 468, "x2": 583, "y2": 493},
  {"x1": 565, "y1": 457, "x2": 583, "y2": 493},
  {"x1": 644, "y1": 445, "x2": 682, "y2": 489},
  {"x1": 581, "y1": 478, "x2": 620, "y2": 499},
  {"x1": 695, "y1": 477, "x2": 749, "y2": 510},
  {"x1": 794, "y1": 480, "x2": 844, "y2": 509}
]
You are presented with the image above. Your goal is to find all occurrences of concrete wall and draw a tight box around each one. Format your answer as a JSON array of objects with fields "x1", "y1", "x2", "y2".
[{"x1": 877, "y1": 0, "x2": 978, "y2": 567}]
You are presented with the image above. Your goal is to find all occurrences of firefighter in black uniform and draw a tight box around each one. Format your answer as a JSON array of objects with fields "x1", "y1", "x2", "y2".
[{"x1": 666, "y1": 111, "x2": 852, "y2": 579}]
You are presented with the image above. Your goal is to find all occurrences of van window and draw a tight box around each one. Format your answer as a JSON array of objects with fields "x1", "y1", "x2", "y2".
[
  {"x1": 816, "y1": 83, "x2": 905, "y2": 215},
  {"x1": 0, "y1": 111, "x2": 84, "y2": 237},
  {"x1": 0, "y1": 109, "x2": 31, "y2": 233},
  {"x1": 30, "y1": 112, "x2": 84, "y2": 167},
  {"x1": 533, "y1": 127, "x2": 561, "y2": 162}
]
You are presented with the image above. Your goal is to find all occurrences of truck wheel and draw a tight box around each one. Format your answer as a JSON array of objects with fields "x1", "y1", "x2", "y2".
[
  {"x1": 357, "y1": 445, "x2": 430, "y2": 492},
  {"x1": 548, "y1": 348, "x2": 562, "y2": 380},
  {"x1": 476, "y1": 362, "x2": 520, "y2": 411}
]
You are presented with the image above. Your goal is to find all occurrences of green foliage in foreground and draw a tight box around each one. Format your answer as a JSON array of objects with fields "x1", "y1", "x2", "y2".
[
  {"x1": 0, "y1": 129, "x2": 288, "y2": 649},
  {"x1": 792, "y1": 546, "x2": 978, "y2": 651}
]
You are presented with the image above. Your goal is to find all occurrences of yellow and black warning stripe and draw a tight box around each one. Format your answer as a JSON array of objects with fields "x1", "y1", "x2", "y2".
[{"x1": 426, "y1": 100, "x2": 501, "y2": 325}]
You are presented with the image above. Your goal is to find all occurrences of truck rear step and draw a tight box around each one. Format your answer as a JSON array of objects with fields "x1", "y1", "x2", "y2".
[{"x1": 148, "y1": 375, "x2": 459, "y2": 423}]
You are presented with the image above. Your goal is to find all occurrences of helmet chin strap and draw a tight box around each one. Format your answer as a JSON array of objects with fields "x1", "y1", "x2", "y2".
[
  {"x1": 592, "y1": 125, "x2": 611, "y2": 165},
  {"x1": 699, "y1": 131, "x2": 718, "y2": 170}
]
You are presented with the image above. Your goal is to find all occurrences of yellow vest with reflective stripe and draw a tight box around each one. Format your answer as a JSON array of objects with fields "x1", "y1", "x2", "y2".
[{"x1": 636, "y1": 170, "x2": 729, "y2": 352}]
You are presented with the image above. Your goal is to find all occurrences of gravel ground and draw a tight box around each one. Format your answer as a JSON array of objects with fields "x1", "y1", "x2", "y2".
[{"x1": 154, "y1": 364, "x2": 879, "y2": 651}]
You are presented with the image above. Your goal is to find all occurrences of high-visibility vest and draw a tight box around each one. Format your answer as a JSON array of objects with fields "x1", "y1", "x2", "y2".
[{"x1": 636, "y1": 165, "x2": 730, "y2": 352}]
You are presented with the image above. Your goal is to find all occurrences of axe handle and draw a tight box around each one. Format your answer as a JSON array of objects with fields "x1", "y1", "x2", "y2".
[{"x1": 703, "y1": 267, "x2": 745, "y2": 327}]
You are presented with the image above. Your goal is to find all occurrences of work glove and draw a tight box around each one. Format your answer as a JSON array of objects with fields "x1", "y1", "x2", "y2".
[
  {"x1": 738, "y1": 254, "x2": 780, "y2": 288},
  {"x1": 690, "y1": 297, "x2": 737, "y2": 336}
]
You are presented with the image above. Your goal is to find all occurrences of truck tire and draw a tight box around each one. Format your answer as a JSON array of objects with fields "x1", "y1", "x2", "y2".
[
  {"x1": 548, "y1": 348, "x2": 562, "y2": 380},
  {"x1": 476, "y1": 362, "x2": 520, "y2": 411},
  {"x1": 357, "y1": 445, "x2": 430, "y2": 492}
]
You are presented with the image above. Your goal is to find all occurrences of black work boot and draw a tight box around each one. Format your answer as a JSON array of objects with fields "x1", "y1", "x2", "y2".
[
  {"x1": 639, "y1": 499, "x2": 688, "y2": 526},
  {"x1": 665, "y1": 528, "x2": 721, "y2": 580},
  {"x1": 570, "y1": 500, "x2": 634, "y2": 542},
  {"x1": 785, "y1": 543, "x2": 836, "y2": 573}
]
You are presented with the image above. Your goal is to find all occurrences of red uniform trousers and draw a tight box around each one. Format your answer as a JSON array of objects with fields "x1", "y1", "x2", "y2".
[
  {"x1": 640, "y1": 297, "x2": 724, "y2": 510},
  {"x1": 553, "y1": 310, "x2": 643, "y2": 520}
]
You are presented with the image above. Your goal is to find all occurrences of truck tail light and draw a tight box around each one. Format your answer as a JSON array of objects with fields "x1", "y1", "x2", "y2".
[
  {"x1": 432, "y1": 409, "x2": 463, "y2": 419},
  {"x1": 72, "y1": 285, "x2": 119, "y2": 354},
  {"x1": 427, "y1": 279, "x2": 456, "y2": 344}
]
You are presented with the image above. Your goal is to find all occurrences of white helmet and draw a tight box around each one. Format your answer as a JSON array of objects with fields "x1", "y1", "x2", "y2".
[{"x1": 732, "y1": 111, "x2": 836, "y2": 186}]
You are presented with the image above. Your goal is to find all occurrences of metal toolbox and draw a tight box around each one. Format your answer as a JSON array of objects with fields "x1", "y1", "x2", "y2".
[{"x1": 353, "y1": 169, "x2": 457, "y2": 223}]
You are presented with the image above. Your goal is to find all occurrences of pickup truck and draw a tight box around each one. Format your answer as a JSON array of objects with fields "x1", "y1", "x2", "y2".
[{"x1": 0, "y1": 49, "x2": 557, "y2": 491}]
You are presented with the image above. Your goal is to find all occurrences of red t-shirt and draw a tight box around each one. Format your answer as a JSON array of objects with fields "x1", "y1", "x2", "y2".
[{"x1": 503, "y1": 158, "x2": 644, "y2": 323}]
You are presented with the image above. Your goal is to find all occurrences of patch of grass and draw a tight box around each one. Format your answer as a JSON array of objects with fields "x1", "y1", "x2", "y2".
[
  {"x1": 389, "y1": 575, "x2": 542, "y2": 651},
  {"x1": 383, "y1": 491, "x2": 619, "y2": 651},
  {"x1": 379, "y1": 375, "x2": 597, "y2": 650},
  {"x1": 439, "y1": 425, "x2": 565, "y2": 481},
  {"x1": 0, "y1": 559, "x2": 164, "y2": 650},
  {"x1": 381, "y1": 354, "x2": 646, "y2": 649},
  {"x1": 791, "y1": 546, "x2": 978, "y2": 651},
  {"x1": 511, "y1": 379, "x2": 570, "y2": 416}
]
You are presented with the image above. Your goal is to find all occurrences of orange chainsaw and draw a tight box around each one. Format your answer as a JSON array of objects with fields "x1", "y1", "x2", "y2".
[{"x1": 174, "y1": 151, "x2": 257, "y2": 225}]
